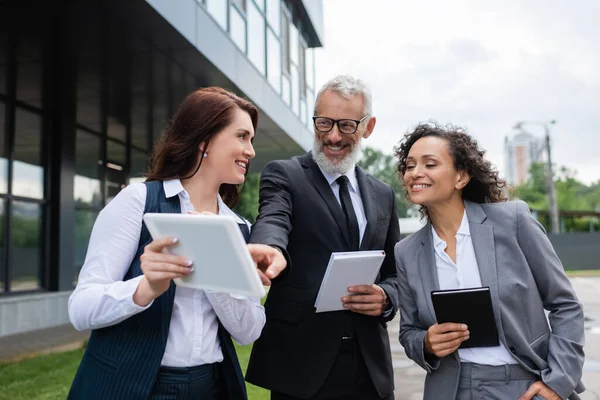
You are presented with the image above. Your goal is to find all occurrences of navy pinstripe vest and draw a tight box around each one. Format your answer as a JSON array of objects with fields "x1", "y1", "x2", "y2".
[{"x1": 68, "y1": 181, "x2": 249, "y2": 400}]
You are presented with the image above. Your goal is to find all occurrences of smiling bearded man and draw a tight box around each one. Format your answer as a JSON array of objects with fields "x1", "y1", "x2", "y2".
[{"x1": 245, "y1": 75, "x2": 401, "y2": 400}]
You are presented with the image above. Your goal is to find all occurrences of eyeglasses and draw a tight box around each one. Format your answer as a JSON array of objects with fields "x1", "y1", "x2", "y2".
[{"x1": 312, "y1": 114, "x2": 371, "y2": 135}]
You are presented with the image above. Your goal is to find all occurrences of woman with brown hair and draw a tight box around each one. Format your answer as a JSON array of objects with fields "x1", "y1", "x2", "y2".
[
  {"x1": 68, "y1": 87, "x2": 285, "y2": 400},
  {"x1": 393, "y1": 123, "x2": 585, "y2": 399}
]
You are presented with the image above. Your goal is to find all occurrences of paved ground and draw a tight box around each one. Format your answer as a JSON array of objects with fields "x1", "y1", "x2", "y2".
[
  {"x1": 1, "y1": 277, "x2": 599, "y2": 400},
  {"x1": 389, "y1": 276, "x2": 600, "y2": 399}
]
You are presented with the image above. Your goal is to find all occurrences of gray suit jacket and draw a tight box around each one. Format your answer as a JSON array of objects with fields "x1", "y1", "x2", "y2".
[{"x1": 394, "y1": 200, "x2": 585, "y2": 400}]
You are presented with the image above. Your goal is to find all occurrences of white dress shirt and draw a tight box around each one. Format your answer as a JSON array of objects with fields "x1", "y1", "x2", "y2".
[
  {"x1": 69, "y1": 179, "x2": 265, "y2": 367},
  {"x1": 318, "y1": 165, "x2": 367, "y2": 243},
  {"x1": 431, "y1": 208, "x2": 517, "y2": 365}
]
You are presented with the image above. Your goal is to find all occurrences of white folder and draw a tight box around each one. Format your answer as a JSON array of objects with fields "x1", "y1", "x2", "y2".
[{"x1": 314, "y1": 250, "x2": 386, "y2": 313}]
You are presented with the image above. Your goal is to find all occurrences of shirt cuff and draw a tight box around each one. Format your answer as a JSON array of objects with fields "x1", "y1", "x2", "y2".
[{"x1": 105, "y1": 275, "x2": 154, "y2": 312}]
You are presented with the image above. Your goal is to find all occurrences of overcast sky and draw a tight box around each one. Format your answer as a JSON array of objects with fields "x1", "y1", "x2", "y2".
[{"x1": 314, "y1": 0, "x2": 600, "y2": 184}]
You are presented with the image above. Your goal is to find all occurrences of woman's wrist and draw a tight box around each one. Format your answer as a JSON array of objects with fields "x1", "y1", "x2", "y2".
[{"x1": 133, "y1": 277, "x2": 160, "y2": 306}]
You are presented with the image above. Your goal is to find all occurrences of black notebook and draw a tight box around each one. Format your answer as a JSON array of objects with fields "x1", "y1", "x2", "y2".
[{"x1": 431, "y1": 287, "x2": 499, "y2": 349}]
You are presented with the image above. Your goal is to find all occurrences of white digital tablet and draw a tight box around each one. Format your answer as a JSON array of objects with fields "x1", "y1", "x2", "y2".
[{"x1": 142, "y1": 213, "x2": 265, "y2": 298}]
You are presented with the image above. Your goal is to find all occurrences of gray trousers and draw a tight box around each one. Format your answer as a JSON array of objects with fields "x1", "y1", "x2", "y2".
[{"x1": 456, "y1": 362, "x2": 542, "y2": 400}]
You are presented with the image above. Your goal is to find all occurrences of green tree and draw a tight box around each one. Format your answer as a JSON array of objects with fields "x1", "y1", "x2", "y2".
[
  {"x1": 234, "y1": 172, "x2": 261, "y2": 223},
  {"x1": 358, "y1": 147, "x2": 411, "y2": 217}
]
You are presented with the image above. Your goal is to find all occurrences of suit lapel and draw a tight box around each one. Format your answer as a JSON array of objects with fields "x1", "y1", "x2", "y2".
[
  {"x1": 300, "y1": 153, "x2": 351, "y2": 247},
  {"x1": 465, "y1": 201, "x2": 503, "y2": 335},
  {"x1": 418, "y1": 223, "x2": 440, "y2": 324},
  {"x1": 356, "y1": 167, "x2": 377, "y2": 250}
]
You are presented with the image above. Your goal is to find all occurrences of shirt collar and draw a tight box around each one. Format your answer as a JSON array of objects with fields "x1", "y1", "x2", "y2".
[
  {"x1": 161, "y1": 179, "x2": 245, "y2": 224},
  {"x1": 318, "y1": 164, "x2": 359, "y2": 193},
  {"x1": 430, "y1": 208, "x2": 470, "y2": 248}
]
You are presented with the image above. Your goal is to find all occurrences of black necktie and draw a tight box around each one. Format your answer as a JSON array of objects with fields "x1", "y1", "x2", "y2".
[{"x1": 336, "y1": 176, "x2": 360, "y2": 250}]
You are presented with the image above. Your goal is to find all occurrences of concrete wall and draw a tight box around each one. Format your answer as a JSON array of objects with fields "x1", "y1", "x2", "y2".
[
  {"x1": 0, "y1": 292, "x2": 71, "y2": 337},
  {"x1": 548, "y1": 233, "x2": 600, "y2": 271}
]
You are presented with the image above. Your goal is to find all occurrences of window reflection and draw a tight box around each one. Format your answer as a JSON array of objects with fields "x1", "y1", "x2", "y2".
[
  {"x1": 248, "y1": 1, "x2": 266, "y2": 75},
  {"x1": 73, "y1": 209, "x2": 98, "y2": 284},
  {"x1": 13, "y1": 109, "x2": 43, "y2": 199},
  {"x1": 206, "y1": 0, "x2": 228, "y2": 31},
  {"x1": 129, "y1": 149, "x2": 148, "y2": 185},
  {"x1": 267, "y1": 29, "x2": 281, "y2": 93},
  {"x1": 230, "y1": 5, "x2": 247, "y2": 54},
  {"x1": 74, "y1": 130, "x2": 102, "y2": 208},
  {"x1": 0, "y1": 200, "x2": 4, "y2": 293},
  {"x1": 266, "y1": 0, "x2": 280, "y2": 36},
  {"x1": 291, "y1": 65, "x2": 299, "y2": 115},
  {"x1": 10, "y1": 201, "x2": 41, "y2": 291},
  {"x1": 0, "y1": 103, "x2": 7, "y2": 194},
  {"x1": 16, "y1": 35, "x2": 42, "y2": 107}
]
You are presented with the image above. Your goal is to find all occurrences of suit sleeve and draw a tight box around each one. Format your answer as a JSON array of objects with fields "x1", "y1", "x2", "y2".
[
  {"x1": 377, "y1": 185, "x2": 401, "y2": 322},
  {"x1": 249, "y1": 161, "x2": 294, "y2": 276},
  {"x1": 515, "y1": 201, "x2": 585, "y2": 399},
  {"x1": 395, "y1": 242, "x2": 441, "y2": 373}
]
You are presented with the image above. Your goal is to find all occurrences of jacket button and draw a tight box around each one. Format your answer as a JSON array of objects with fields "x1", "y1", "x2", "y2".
[{"x1": 509, "y1": 347, "x2": 516, "y2": 354}]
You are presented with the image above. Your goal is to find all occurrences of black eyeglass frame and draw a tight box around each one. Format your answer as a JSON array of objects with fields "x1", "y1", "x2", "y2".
[{"x1": 312, "y1": 114, "x2": 371, "y2": 134}]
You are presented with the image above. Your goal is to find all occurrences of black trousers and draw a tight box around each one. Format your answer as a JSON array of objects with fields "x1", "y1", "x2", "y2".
[
  {"x1": 271, "y1": 338, "x2": 392, "y2": 400},
  {"x1": 150, "y1": 364, "x2": 221, "y2": 400}
]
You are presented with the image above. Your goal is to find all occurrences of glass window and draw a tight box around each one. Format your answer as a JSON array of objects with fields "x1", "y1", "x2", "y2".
[
  {"x1": 306, "y1": 88, "x2": 314, "y2": 129},
  {"x1": 153, "y1": 51, "x2": 169, "y2": 144},
  {"x1": 16, "y1": 35, "x2": 42, "y2": 108},
  {"x1": 129, "y1": 149, "x2": 148, "y2": 185},
  {"x1": 107, "y1": 54, "x2": 128, "y2": 142},
  {"x1": 10, "y1": 201, "x2": 42, "y2": 291},
  {"x1": 230, "y1": 5, "x2": 247, "y2": 54},
  {"x1": 289, "y1": 22, "x2": 299, "y2": 66},
  {"x1": 300, "y1": 97, "x2": 307, "y2": 125},
  {"x1": 0, "y1": 102, "x2": 7, "y2": 194},
  {"x1": 0, "y1": 33, "x2": 7, "y2": 95},
  {"x1": 281, "y1": 74, "x2": 291, "y2": 106},
  {"x1": 281, "y1": 11, "x2": 290, "y2": 74},
  {"x1": 0, "y1": 200, "x2": 4, "y2": 293},
  {"x1": 74, "y1": 130, "x2": 102, "y2": 208},
  {"x1": 107, "y1": 140, "x2": 126, "y2": 166},
  {"x1": 291, "y1": 64, "x2": 299, "y2": 115},
  {"x1": 266, "y1": 29, "x2": 281, "y2": 94},
  {"x1": 299, "y1": 41, "x2": 306, "y2": 96},
  {"x1": 252, "y1": 0, "x2": 264, "y2": 12},
  {"x1": 305, "y1": 48, "x2": 314, "y2": 90},
  {"x1": 206, "y1": 0, "x2": 228, "y2": 31},
  {"x1": 73, "y1": 209, "x2": 98, "y2": 283},
  {"x1": 76, "y1": 53, "x2": 103, "y2": 133},
  {"x1": 13, "y1": 109, "x2": 43, "y2": 200},
  {"x1": 248, "y1": 1, "x2": 266, "y2": 75},
  {"x1": 266, "y1": 0, "x2": 280, "y2": 36},
  {"x1": 231, "y1": 0, "x2": 247, "y2": 13}
]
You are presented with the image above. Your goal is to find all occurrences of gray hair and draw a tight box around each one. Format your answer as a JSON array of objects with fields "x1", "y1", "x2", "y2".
[{"x1": 314, "y1": 75, "x2": 373, "y2": 116}]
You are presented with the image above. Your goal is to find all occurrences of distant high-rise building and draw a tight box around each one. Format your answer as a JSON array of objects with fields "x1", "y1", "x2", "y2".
[{"x1": 504, "y1": 132, "x2": 543, "y2": 186}]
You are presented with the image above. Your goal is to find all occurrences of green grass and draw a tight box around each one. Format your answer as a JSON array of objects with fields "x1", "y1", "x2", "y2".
[
  {"x1": 0, "y1": 344, "x2": 269, "y2": 400},
  {"x1": 565, "y1": 269, "x2": 600, "y2": 277}
]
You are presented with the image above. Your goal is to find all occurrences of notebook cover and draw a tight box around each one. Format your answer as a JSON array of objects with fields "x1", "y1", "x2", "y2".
[{"x1": 430, "y1": 286, "x2": 500, "y2": 349}]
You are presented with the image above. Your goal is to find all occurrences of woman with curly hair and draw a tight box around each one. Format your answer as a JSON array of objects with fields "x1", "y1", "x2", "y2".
[{"x1": 393, "y1": 123, "x2": 585, "y2": 399}]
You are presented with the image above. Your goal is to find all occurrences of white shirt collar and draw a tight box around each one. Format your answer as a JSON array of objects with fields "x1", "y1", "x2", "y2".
[
  {"x1": 318, "y1": 164, "x2": 359, "y2": 193},
  {"x1": 161, "y1": 179, "x2": 245, "y2": 224},
  {"x1": 431, "y1": 208, "x2": 471, "y2": 249}
]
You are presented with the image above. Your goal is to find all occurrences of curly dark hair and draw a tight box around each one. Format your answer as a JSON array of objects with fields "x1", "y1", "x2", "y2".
[{"x1": 394, "y1": 122, "x2": 507, "y2": 216}]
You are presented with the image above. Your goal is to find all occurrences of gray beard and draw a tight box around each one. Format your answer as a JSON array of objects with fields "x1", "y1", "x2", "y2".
[{"x1": 311, "y1": 139, "x2": 362, "y2": 175}]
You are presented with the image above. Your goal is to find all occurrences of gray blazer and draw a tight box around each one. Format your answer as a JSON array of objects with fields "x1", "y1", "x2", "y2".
[{"x1": 394, "y1": 200, "x2": 585, "y2": 400}]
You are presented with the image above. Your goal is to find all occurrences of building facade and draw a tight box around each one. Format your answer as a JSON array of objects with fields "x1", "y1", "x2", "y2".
[
  {"x1": 0, "y1": 0, "x2": 323, "y2": 337},
  {"x1": 504, "y1": 131, "x2": 543, "y2": 186}
]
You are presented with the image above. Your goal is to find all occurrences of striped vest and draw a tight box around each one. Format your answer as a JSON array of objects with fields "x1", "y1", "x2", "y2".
[{"x1": 68, "y1": 180, "x2": 249, "y2": 399}]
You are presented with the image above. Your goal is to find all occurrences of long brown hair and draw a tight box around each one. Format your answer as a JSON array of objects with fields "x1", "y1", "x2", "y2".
[{"x1": 146, "y1": 87, "x2": 258, "y2": 208}]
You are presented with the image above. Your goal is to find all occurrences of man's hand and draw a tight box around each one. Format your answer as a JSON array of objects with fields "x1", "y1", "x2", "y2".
[
  {"x1": 341, "y1": 285, "x2": 389, "y2": 316},
  {"x1": 520, "y1": 381, "x2": 561, "y2": 400},
  {"x1": 247, "y1": 244, "x2": 287, "y2": 286},
  {"x1": 424, "y1": 323, "x2": 470, "y2": 358}
]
